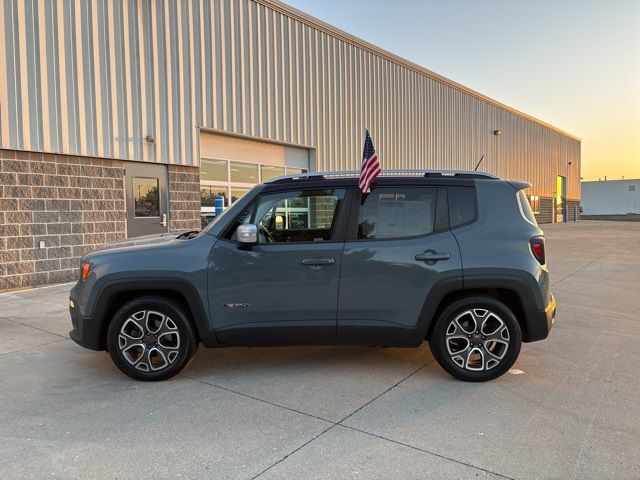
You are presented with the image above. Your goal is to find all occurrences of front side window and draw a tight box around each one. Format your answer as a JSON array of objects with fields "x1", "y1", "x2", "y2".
[
  {"x1": 357, "y1": 187, "x2": 436, "y2": 239},
  {"x1": 228, "y1": 189, "x2": 345, "y2": 243}
]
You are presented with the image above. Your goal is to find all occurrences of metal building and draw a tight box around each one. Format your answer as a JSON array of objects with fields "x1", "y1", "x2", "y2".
[
  {"x1": 582, "y1": 180, "x2": 640, "y2": 215},
  {"x1": 0, "y1": 0, "x2": 581, "y2": 289}
]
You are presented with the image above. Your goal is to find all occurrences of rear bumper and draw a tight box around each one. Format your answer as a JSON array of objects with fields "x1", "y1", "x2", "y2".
[{"x1": 523, "y1": 293, "x2": 557, "y2": 342}]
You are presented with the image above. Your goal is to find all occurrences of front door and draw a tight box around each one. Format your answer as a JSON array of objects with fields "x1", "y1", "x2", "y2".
[
  {"x1": 125, "y1": 163, "x2": 169, "y2": 237},
  {"x1": 208, "y1": 187, "x2": 349, "y2": 344},
  {"x1": 338, "y1": 186, "x2": 462, "y2": 343}
]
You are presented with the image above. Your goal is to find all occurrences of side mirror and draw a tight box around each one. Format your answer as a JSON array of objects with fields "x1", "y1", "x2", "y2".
[{"x1": 236, "y1": 224, "x2": 258, "y2": 244}]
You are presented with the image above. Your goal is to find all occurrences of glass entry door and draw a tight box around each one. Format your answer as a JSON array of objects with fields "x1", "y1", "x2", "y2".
[
  {"x1": 125, "y1": 163, "x2": 169, "y2": 237},
  {"x1": 555, "y1": 175, "x2": 566, "y2": 223}
]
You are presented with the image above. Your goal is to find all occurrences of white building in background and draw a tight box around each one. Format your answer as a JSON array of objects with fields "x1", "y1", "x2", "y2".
[{"x1": 581, "y1": 180, "x2": 640, "y2": 215}]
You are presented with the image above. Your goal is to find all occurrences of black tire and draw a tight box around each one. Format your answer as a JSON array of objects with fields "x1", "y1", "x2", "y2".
[
  {"x1": 429, "y1": 295, "x2": 522, "y2": 382},
  {"x1": 106, "y1": 296, "x2": 198, "y2": 381}
]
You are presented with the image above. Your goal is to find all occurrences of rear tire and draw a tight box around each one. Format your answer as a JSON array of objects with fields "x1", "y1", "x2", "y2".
[
  {"x1": 429, "y1": 295, "x2": 522, "y2": 382},
  {"x1": 106, "y1": 296, "x2": 198, "y2": 381}
]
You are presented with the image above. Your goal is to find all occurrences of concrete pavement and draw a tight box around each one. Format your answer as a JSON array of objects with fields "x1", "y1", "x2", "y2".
[{"x1": 1, "y1": 220, "x2": 639, "y2": 479}]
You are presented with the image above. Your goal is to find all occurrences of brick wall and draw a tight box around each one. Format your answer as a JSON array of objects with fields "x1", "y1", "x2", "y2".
[
  {"x1": 0, "y1": 150, "x2": 126, "y2": 291},
  {"x1": 535, "y1": 197, "x2": 554, "y2": 224},
  {"x1": 566, "y1": 200, "x2": 581, "y2": 221},
  {"x1": 533, "y1": 197, "x2": 580, "y2": 224},
  {"x1": 168, "y1": 165, "x2": 201, "y2": 231}
]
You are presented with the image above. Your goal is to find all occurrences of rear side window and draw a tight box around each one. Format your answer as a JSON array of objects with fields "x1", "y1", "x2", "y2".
[
  {"x1": 357, "y1": 187, "x2": 436, "y2": 239},
  {"x1": 517, "y1": 190, "x2": 538, "y2": 225},
  {"x1": 448, "y1": 187, "x2": 476, "y2": 227}
]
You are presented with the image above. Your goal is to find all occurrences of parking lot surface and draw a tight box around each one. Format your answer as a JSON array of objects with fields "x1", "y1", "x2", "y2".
[{"x1": 1, "y1": 220, "x2": 639, "y2": 479}]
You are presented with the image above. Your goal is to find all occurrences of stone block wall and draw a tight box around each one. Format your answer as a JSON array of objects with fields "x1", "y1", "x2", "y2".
[
  {"x1": 168, "y1": 165, "x2": 201, "y2": 231},
  {"x1": 535, "y1": 197, "x2": 554, "y2": 224},
  {"x1": 566, "y1": 200, "x2": 581, "y2": 222},
  {"x1": 0, "y1": 150, "x2": 126, "y2": 290}
]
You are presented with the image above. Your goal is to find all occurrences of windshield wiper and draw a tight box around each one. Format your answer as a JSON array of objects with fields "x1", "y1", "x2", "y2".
[{"x1": 176, "y1": 230, "x2": 200, "y2": 239}]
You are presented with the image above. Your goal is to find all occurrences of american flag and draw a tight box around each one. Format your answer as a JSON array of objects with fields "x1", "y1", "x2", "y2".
[{"x1": 359, "y1": 130, "x2": 380, "y2": 193}]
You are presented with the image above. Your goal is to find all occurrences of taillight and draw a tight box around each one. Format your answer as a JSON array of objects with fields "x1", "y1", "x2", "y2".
[
  {"x1": 81, "y1": 262, "x2": 92, "y2": 281},
  {"x1": 530, "y1": 237, "x2": 545, "y2": 264}
]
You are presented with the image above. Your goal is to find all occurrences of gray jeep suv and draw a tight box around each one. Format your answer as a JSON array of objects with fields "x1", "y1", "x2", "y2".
[{"x1": 69, "y1": 170, "x2": 556, "y2": 382}]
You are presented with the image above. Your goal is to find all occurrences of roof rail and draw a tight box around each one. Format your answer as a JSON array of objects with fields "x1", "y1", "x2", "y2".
[{"x1": 266, "y1": 169, "x2": 498, "y2": 184}]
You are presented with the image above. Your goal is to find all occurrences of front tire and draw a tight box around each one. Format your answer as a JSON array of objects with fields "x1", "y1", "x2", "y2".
[
  {"x1": 106, "y1": 296, "x2": 198, "y2": 381},
  {"x1": 429, "y1": 296, "x2": 522, "y2": 382}
]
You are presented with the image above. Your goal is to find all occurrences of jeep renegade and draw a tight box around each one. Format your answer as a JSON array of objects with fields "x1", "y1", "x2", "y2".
[{"x1": 69, "y1": 170, "x2": 556, "y2": 382}]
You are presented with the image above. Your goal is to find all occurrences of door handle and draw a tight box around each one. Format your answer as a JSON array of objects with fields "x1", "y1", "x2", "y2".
[
  {"x1": 302, "y1": 258, "x2": 335, "y2": 266},
  {"x1": 415, "y1": 252, "x2": 450, "y2": 262}
]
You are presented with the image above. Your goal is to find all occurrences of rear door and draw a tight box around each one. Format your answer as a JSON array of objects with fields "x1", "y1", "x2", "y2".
[{"x1": 337, "y1": 185, "x2": 462, "y2": 343}]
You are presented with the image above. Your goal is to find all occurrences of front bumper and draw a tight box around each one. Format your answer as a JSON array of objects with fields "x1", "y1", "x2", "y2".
[{"x1": 69, "y1": 296, "x2": 103, "y2": 351}]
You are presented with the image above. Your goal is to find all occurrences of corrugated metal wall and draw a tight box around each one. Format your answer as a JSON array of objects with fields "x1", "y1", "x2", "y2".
[{"x1": 0, "y1": 0, "x2": 580, "y2": 198}]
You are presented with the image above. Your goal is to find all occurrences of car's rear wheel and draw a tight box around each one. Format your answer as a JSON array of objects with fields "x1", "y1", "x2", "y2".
[
  {"x1": 429, "y1": 296, "x2": 522, "y2": 382},
  {"x1": 106, "y1": 296, "x2": 198, "y2": 381}
]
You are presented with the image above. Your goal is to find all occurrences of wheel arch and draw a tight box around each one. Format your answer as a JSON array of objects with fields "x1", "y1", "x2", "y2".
[
  {"x1": 89, "y1": 278, "x2": 216, "y2": 350},
  {"x1": 421, "y1": 275, "x2": 540, "y2": 343}
]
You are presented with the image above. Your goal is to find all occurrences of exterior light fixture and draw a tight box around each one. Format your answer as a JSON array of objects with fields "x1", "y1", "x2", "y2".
[
  {"x1": 144, "y1": 135, "x2": 155, "y2": 143},
  {"x1": 568, "y1": 161, "x2": 574, "y2": 166},
  {"x1": 493, "y1": 130, "x2": 501, "y2": 136}
]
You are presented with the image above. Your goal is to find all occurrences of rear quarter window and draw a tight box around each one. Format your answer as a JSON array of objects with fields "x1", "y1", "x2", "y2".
[
  {"x1": 517, "y1": 190, "x2": 538, "y2": 226},
  {"x1": 448, "y1": 187, "x2": 477, "y2": 227}
]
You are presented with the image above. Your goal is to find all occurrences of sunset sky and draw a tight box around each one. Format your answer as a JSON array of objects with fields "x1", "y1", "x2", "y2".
[{"x1": 287, "y1": 0, "x2": 640, "y2": 180}]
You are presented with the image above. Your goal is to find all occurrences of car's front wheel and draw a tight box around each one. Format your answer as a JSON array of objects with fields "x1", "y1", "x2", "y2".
[
  {"x1": 429, "y1": 296, "x2": 522, "y2": 382},
  {"x1": 106, "y1": 296, "x2": 198, "y2": 381}
]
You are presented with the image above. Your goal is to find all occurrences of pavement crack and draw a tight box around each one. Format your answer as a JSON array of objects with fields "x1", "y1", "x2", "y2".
[
  {"x1": 183, "y1": 360, "x2": 435, "y2": 480},
  {"x1": 338, "y1": 359, "x2": 432, "y2": 424},
  {"x1": 340, "y1": 424, "x2": 516, "y2": 480},
  {"x1": 250, "y1": 423, "x2": 337, "y2": 479},
  {"x1": 0, "y1": 338, "x2": 68, "y2": 357},
  {"x1": 0, "y1": 316, "x2": 68, "y2": 339},
  {"x1": 179, "y1": 373, "x2": 334, "y2": 424},
  {"x1": 551, "y1": 253, "x2": 608, "y2": 286}
]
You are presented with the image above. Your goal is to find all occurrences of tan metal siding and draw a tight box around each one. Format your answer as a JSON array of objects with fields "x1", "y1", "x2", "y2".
[{"x1": 0, "y1": 0, "x2": 580, "y2": 198}]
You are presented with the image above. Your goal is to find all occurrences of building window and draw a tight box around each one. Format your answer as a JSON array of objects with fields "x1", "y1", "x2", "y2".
[
  {"x1": 261, "y1": 165, "x2": 285, "y2": 182},
  {"x1": 230, "y1": 188, "x2": 251, "y2": 204},
  {"x1": 201, "y1": 158, "x2": 228, "y2": 182},
  {"x1": 230, "y1": 161, "x2": 259, "y2": 183},
  {"x1": 133, "y1": 177, "x2": 160, "y2": 217},
  {"x1": 201, "y1": 186, "x2": 228, "y2": 208},
  {"x1": 200, "y1": 158, "x2": 308, "y2": 211},
  {"x1": 630, "y1": 185, "x2": 636, "y2": 192},
  {"x1": 528, "y1": 195, "x2": 540, "y2": 214}
]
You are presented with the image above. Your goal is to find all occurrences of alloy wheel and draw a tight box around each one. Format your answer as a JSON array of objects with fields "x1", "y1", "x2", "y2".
[
  {"x1": 445, "y1": 308, "x2": 510, "y2": 371},
  {"x1": 118, "y1": 310, "x2": 181, "y2": 372}
]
